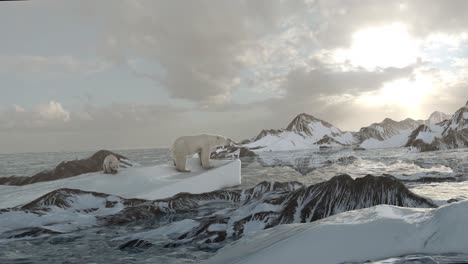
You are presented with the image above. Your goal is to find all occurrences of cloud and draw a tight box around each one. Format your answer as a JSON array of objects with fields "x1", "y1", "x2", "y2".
[
  {"x1": 282, "y1": 63, "x2": 417, "y2": 99},
  {"x1": 86, "y1": 0, "x2": 308, "y2": 104},
  {"x1": 37, "y1": 101, "x2": 70, "y2": 122},
  {"x1": 0, "y1": 101, "x2": 70, "y2": 130},
  {"x1": 0, "y1": 55, "x2": 108, "y2": 75},
  {"x1": 311, "y1": 0, "x2": 468, "y2": 48},
  {"x1": 2, "y1": 0, "x2": 468, "y2": 153}
]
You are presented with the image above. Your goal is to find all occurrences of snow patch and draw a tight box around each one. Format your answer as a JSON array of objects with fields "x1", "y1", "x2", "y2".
[
  {"x1": 207, "y1": 201, "x2": 468, "y2": 264},
  {"x1": 360, "y1": 131, "x2": 412, "y2": 149},
  {"x1": 0, "y1": 158, "x2": 241, "y2": 209}
]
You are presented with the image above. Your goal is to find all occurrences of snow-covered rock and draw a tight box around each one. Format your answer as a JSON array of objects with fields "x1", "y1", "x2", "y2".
[
  {"x1": 0, "y1": 150, "x2": 133, "y2": 185},
  {"x1": 160, "y1": 174, "x2": 434, "y2": 247},
  {"x1": 207, "y1": 201, "x2": 468, "y2": 264},
  {"x1": 421, "y1": 111, "x2": 451, "y2": 126},
  {"x1": 0, "y1": 174, "x2": 434, "y2": 246},
  {"x1": 244, "y1": 113, "x2": 356, "y2": 152},
  {"x1": 0, "y1": 180, "x2": 299, "y2": 240},
  {"x1": 358, "y1": 118, "x2": 422, "y2": 149},
  {"x1": 0, "y1": 158, "x2": 241, "y2": 209},
  {"x1": 242, "y1": 109, "x2": 456, "y2": 152},
  {"x1": 407, "y1": 101, "x2": 468, "y2": 152}
]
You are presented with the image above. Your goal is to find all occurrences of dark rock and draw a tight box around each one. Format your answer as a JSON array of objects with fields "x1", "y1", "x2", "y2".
[
  {"x1": 118, "y1": 239, "x2": 153, "y2": 250},
  {"x1": 8, "y1": 227, "x2": 62, "y2": 239},
  {"x1": 315, "y1": 135, "x2": 344, "y2": 146},
  {"x1": 211, "y1": 146, "x2": 257, "y2": 159},
  {"x1": 252, "y1": 129, "x2": 284, "y2": 141},
  {"x1": 286, "y1": 113, "x2": 338, "y2": 136},
  {"x1": 170, "y1": 174, "x2": 436, "y2": 245},
  {"x1": 0, "y1": 150, "x2": 131, "y2": 186},
  {"x1": 1, "y1": 175, "x2": 435, "y2": 246}
]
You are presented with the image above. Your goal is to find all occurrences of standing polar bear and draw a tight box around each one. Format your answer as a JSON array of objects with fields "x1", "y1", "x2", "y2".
[
  {"x1": 103, "y1": 154, "x2": 119, "y2": 174},
  {"x1": 171, "y1": 134, "x2": 231, "y2": 172}
]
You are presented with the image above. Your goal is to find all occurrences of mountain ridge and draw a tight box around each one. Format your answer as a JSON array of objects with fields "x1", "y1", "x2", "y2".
[{"x1": 241, "y1": 106, "x2": 461, "y2": 152}]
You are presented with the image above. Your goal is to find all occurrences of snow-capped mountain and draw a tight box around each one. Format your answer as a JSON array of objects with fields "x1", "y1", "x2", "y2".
[
  {"x1": 244, "y1": 113, "x2": 356, "y2": 151},
  {"x1": 407, "y1": 101, "x2": 468, "y2": 152},
  {"x1": 241, "y1": 110, "x2": 454, "y2": 152},
  {"x1": 422, "y1": 111, "x2": 451, "y2": 126},
  {"x1": 357, "y1": 118, "x2": 422, "y2": 149}
]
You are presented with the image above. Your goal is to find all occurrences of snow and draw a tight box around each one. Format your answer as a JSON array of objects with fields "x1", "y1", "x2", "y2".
[
  {"x1": 207, "y1": 201, "x2": 468, "y2": 264},
  {"x1": 0, "y1": 158, "x2": 241, "y2": 209},
  {"x1": 246, "y1": 131, "x2": 319, "y2": 152},
  {"x1": 0, "y1": 194, "x2": 125, "y2": 235},
  {"x1": 333, "y1": 131, "x2": 356, "y2": 145},
  {"x1": 113, "y1": 219, "x2": 200, "y2": 241},
  {"x1": 307, "y1": 121, "x2": 340, "y2": 140},
  {"x1": 244, "y1": 120, "x2": 354, "y2": 152},
  {"x1": 245, "y1": 131, "x2": 353, "y2": 152},
  {"x1": 414, "y1": 124, "x2": 444, "y2": 144},
  {"x1": 464, "y1": 112, "x2": 468, "y2": 120},
  {"x1": 360, "y1": 131, "x2": 412, "y2": 149}
]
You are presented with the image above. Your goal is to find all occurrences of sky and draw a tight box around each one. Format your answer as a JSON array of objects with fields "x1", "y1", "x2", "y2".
[{"x1": 1, "y1": 0, "x2": 468, "y2": 153}]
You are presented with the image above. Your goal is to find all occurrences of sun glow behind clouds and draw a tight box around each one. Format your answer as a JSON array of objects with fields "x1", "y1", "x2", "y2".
[
  {"x1": 357, "y1": 75, "x2": 434, "y2": 116},
  {"x1": 334, "y1": 23, "x2": 420, "y2": 70}
]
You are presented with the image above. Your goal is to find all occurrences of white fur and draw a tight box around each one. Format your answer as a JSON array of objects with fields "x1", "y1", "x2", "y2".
[
  {"x1": 171, "y1": 134, "x2": 230, "y2": 172},
  {"x1": 103, "y1": 154, "x2": 119, "y2": 174}
]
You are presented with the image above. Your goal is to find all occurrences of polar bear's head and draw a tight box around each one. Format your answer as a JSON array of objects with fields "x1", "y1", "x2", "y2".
[
  {"x1": 103, "y1": 154, "x2": 120, "y2": 174},
  {"x1": 108, "y1": 158, "x2": 119, "y2": 173}
]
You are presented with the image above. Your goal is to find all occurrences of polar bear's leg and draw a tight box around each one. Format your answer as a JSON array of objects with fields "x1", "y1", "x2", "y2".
[
  {"x1": 198, "y1": 151, "x2": 203, "y2": 165},
  {"x1": 175, "y1": 155, "x2": 190, "y2": 172},
  {"x1": 200, "y1": 147, "x2": 212, "y2": 169}
]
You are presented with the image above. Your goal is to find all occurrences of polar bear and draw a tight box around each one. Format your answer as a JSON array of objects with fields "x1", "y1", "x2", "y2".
[
  {"x1": 171, "y1": 134, "x2": 231, "y2": 172},
  {"x1": 103, "y1": 154, "x2": 119, "y2": 174}
]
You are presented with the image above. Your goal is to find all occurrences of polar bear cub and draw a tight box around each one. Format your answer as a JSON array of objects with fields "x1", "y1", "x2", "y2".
[
  {"x1": 103, "y1": 154, "x2": 120, "y2": 174},
  {"x1": 171, "y1": 134, "x2": 231, "y2": 172}
]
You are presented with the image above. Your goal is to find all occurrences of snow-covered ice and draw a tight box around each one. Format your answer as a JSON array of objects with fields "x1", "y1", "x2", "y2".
[
  {"x1": 206, "y1": 201, "x2": 468, "y2": 264},
  {"x1": 0, "y1": 158, "x2": 241, "y2": 209}
]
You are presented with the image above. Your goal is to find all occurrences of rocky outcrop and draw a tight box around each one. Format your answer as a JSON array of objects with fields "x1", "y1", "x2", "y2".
[
  {"x1": 7, "y1": 227, "x2": 63, "y2": 239},
  {"x1": 286, "y1": 113, "x2": 341, "y2": 137},
  {"x1": 252, "y1": 129, "x2": 284, "y2": 141},
  {"x1": 244, "y1": 113, "x2": 354, "y2": 151},
  {"x1": 0, "y1": 150, "x2": 132, "y2": 186},
  {"x1": 422, "y1": 111, "x2": 451, "y2": 126},
  {"x1": 0, "y1": 175, "x2": 435, "y2": 246},
  {"x1": 314, "y1": 135, "x2": 345, "y2": 146},
  {"x1": 118, "y1": 239, "x2": 153, "y2": 250},
  {"x1": 211, "y1": 146, "x2": 257, "y2": 159},
  {"x1": 168, "y1": 174, "x2": 435, "y2": 246},
  {"x1": 358, "y1": 118, "x2": 422, "y2": 142}
]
